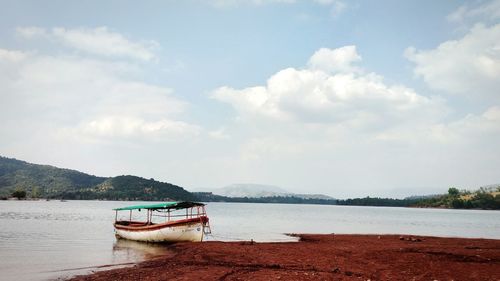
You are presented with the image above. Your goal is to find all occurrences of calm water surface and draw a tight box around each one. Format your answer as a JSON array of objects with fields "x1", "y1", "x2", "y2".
[{"x1": 0, "y1": 200, "x2": 499, "y2": 281}]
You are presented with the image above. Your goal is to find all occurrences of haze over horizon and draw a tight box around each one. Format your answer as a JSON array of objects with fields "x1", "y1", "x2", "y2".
[{"x1": 1, "y1": 0, "x2": 499, "y2": 198}]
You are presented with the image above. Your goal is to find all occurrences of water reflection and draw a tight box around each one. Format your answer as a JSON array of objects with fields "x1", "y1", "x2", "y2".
[{"x1": 112, "y1": 238, "x2": 174, "y2": 261}]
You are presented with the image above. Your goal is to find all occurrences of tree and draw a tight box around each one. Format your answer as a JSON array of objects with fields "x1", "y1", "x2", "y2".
[
  {"x1": 12, "y1": 188, "x2": 27, "y2": 200},
  {"x1": 31, "y1": 186, "x2": 40, "y2": 198},
  {"x1": 471, "y1": 192, "x2": 497, "y2": 209},
  {"x1": 448, "y1": 187, "x2": 460, "y2": 197},
  {"x1": 451, "y1": 198, "x2": 465, "y2": 208}
]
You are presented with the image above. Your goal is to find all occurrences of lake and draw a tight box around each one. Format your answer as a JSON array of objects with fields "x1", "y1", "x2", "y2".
[{"x1": 0, "y1": 200, "x2": 499, "y2": 281}]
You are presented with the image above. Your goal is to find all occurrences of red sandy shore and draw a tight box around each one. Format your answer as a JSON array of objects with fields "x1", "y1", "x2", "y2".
[{"x1": 70, "y1": 234, "x2": 500, "y2": 281}]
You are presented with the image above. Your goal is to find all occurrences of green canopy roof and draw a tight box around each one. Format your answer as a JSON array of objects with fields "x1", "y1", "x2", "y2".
[{"x1": 113, "y1": 201, "x2": 205, "y2": 211}]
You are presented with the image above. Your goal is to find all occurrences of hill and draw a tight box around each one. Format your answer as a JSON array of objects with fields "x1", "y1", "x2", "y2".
[
  {"x1": 57, "y1": 175, "x2": 197, "y2": 201},
  {"x1": 193, "y1": 192, "x2": 337, "y2": 205},
  {"x1": 413, "y1": 187, "x2": 500, "y2": 210},
  {"x1": 336, "y1": 187, "x2": 500, "y2": 210},
  {"x1": 206, "y1": 183, "x2": 334, "y2": 200},
  {"x1": 211, "y1": 183, "x2": 290, "y2": 198},
  {"x1": 0, "y1": 156, "x2": 106, "y2": 198},
  {"x1": 0, "y1": 156, "x2": 195, "y2": 201},
  {"x1": 3, "y1": 155, "x2": 496, "y2": 209}
]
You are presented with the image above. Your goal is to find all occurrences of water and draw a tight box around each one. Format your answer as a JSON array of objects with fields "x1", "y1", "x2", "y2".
[{"x1": 0, "y1": 200, "x2": 499, "y2": 281}]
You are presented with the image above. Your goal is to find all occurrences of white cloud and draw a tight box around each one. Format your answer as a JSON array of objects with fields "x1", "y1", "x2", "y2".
[
  {"x1": 308, "y1": 45, "x2": 361, "y2": 73},
  {"x1": 16, "y1": 26, "x2": 47, "y2": 38},
  {"x1": 210, "y1": 46, "x2": 500, "y2": 193},
  {"x1": 447, "y1": 0, "x2": 500, "y2": 23},
  {"x1": 214, "y1": 46, "x2": 444, "y2": 128},
  {"x1": 75, "y1": 116, "x2": 200, "y2": 141},
  {"x1": 313, "y1": 0, "x2": 335, "y2": 4},
  {"x1": 209, "y1": 127, "x2": 231, "y2": 140},
  {"x1": 17, "y1": 26, "x2": 158, "y2": 61},
  {"x1": 0, "y1": 48, "x2": 28, "y2": 62},
  {"x1": 372, "y1": 105, "x2": 500, "y2": 145},
  {"x1": 446, "y1": 106, "x2": 500, "y2": 140},
  {"x1": 240, "y1": 137, "x2": 305, "y2": 160},
  {"x1": 2, "y1": 26, "x2": 193, "y2": 144},
  {"x1": 0, "y1": 48, "x2": 198, "y2": 144},
  {"x1": 405, "y1": 23, "x2": 500, "y2": 101}
]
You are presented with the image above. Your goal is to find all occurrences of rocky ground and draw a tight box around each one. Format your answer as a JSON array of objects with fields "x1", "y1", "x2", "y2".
[{"x1": 70, "y1": 234, "x2": 500, "y2": 281}]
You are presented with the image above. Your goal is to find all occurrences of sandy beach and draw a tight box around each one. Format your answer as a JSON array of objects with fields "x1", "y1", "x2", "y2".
[{"x1": 70, "y1": 234, "x2": 500, "y2": 281}]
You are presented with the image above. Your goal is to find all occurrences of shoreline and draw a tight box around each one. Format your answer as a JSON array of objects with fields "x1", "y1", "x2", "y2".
[
  {"x1": 4, "y1": 199, "x2": 499, "y2": 211},
  {"x1": 70, "y1": 234, "x2": 500, "y2": 281}
]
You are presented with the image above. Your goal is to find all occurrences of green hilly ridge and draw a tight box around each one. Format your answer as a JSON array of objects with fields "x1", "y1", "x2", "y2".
[
  {"x1": 0, "y1": 156, "x2": 195, "y2": 201},
  {"x1": 64, "y1": 176, "x2": 197, "y2": 201},
  {"x1": 2, "y1": 155, "x2": 498, "y2": 209}
]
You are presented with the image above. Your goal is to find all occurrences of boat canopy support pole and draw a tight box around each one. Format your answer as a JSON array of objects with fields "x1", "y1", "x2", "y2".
[
  {"x1": 201, "y1": 206, "x2": 211, "y2": 235},
  {"x1": 129, "y1": 210, "x2": 132, "y2": 222},
  {"x1": 115, "y1": 210, "x2": 117, "y2": 222}
]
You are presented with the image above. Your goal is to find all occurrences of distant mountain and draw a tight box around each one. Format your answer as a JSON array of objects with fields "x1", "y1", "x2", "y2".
[
  {"x1": 211, "y1": 184, "x2": 289, "y2": 198},
  {"x1": 193, "y1": 192, "x2": 337, "y2": 205},
  {"x1": 292, "y1": 193, "x2": 335, "y2": 200},
  {"x1": 209, "y1": 183, "x2": 334, "y2": 200},
  {"x1": 0, "y1": 156, "x2": 195, "y2": 201}
]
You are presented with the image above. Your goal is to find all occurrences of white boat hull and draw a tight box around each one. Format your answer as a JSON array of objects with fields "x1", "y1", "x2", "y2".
[{"x1": 115, "y1": 221, "x2": 204, "y2": 242}]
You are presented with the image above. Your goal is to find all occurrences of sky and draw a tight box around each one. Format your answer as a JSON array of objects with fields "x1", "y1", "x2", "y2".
[{"x1": 1, "y1": 0, "x2": 499, "y2": 198}]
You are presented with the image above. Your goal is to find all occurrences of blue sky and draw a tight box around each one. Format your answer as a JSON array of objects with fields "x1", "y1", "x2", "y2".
[{"x1": 1, "y1": 0, "x2": 499, "y2": 198}]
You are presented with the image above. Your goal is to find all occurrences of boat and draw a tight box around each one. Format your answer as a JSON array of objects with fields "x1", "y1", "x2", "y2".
[{"x1": 113, "y1": 201, "x2": 211, "y2": 243}]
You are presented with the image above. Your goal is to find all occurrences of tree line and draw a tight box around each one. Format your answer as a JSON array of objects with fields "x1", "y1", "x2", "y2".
[{"x1": 335, "y1": 187, "x2": 500, "y2": 210}]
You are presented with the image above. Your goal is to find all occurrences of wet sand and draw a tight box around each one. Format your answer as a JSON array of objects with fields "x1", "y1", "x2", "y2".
[{"x1": 70, "y1": 234, "x2": 500, "y2": 281}]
